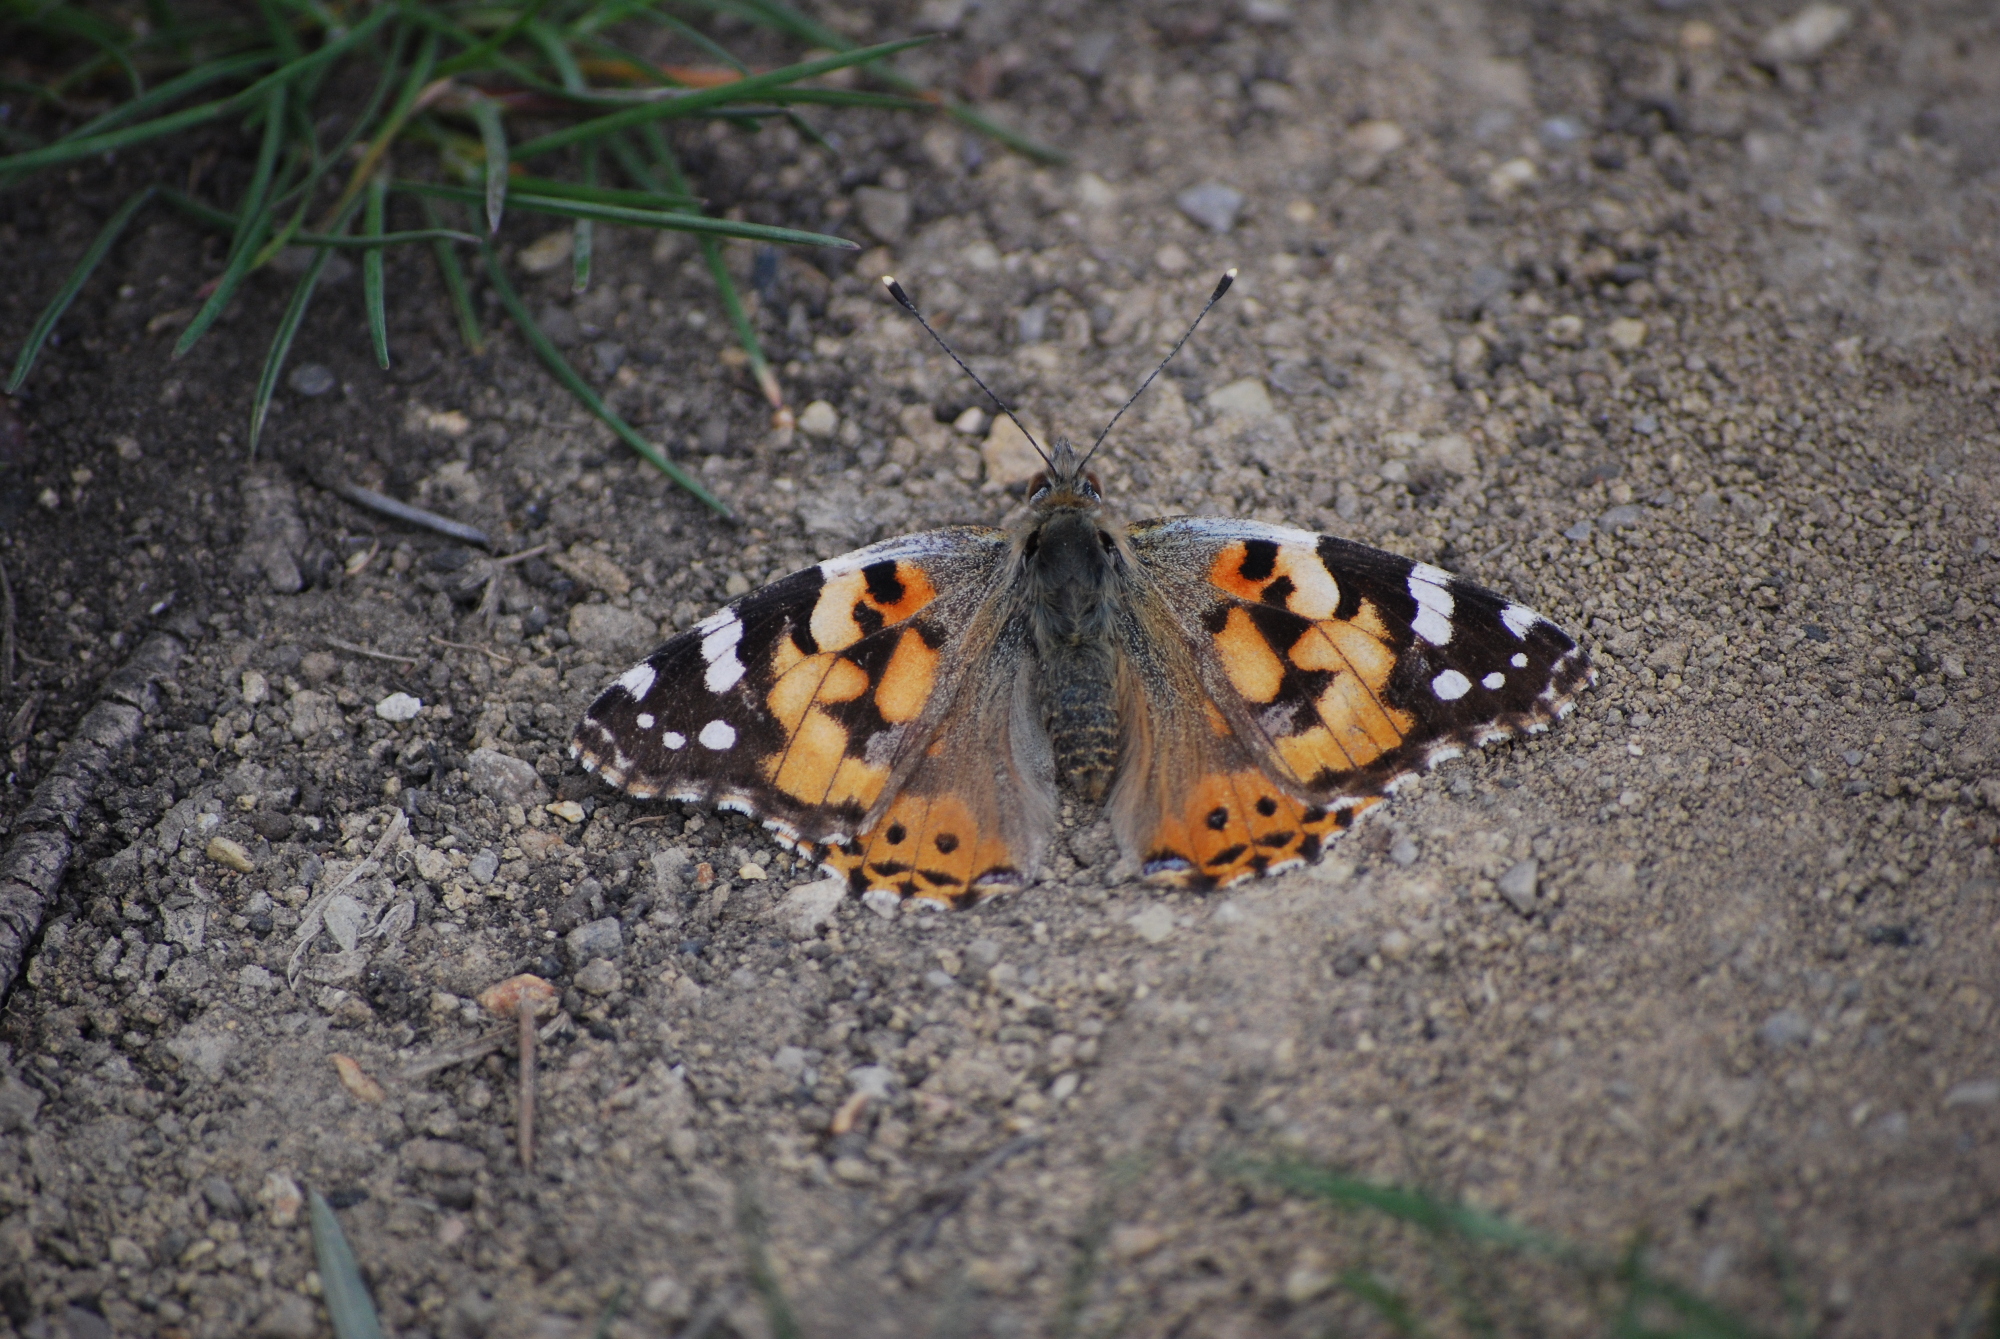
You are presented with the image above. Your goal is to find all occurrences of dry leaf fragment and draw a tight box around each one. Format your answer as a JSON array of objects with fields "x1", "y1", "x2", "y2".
[
  {"x1": 332, "y1": 1054, "x2": 386, "y2": 1103},
  {"x1": 477, "y1": 973, "x2": 559, "y2": 1019}
]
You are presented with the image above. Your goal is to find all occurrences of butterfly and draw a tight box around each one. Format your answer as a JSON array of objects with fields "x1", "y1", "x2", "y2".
[{"x1": 573, "y1": 273, "x2": 1593, "y2": 908}]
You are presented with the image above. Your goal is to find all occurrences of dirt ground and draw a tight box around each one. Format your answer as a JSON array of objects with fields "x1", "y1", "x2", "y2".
[{"x1": 3, "y1": 0, "x2": 1999, "y2": 1335}]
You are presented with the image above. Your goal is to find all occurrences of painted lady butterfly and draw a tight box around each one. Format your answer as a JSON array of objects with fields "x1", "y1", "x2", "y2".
[{"x1": 574, "y1": 274, "x2": 1593, "y2": 907}]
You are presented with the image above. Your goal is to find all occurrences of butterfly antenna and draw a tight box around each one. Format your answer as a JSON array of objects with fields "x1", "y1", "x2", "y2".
[
  {"x1": 1079, "y1": 268, "x2": 1236, "y2": 472},
  {"x1": 881, "y1": 276, "x2": 1052, "y2": 471}
]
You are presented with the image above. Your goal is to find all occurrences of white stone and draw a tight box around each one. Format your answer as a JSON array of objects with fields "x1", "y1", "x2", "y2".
[
  {"x1": 1128, "y1": 905, "x2": 1175, "y2": 943},
  {"x1": 797, "y1": 400, "x2": 840, "y2": 438},
  {"x1": 1757, "y1": 4, "x2": 1851, "y2": 63},
  {"x1": 374, "y1": 692, "x2": 423, "y2": 722},
  {"x1": 1205, "y1": 377, "x2": 1274, "y2": 420},
  {"x1": 777, "y1": 876, "x2": 845, "y2": 937}
]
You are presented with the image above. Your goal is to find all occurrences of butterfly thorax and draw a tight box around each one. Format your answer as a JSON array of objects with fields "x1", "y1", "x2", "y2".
[{"x1": 1020, "y1": 444, "x2": 1124, "y2": 804}]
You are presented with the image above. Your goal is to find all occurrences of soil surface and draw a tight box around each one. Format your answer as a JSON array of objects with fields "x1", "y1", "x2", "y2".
[{"x1": 3, "y1": 2, "x2": 1999, "y2": 1337}]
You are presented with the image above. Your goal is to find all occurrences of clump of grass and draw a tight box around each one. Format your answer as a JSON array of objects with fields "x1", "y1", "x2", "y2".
[
  {"x1": 0, "y1": 0, "x2": 1060, "y2": 517},
  {"x1": 1241, "y1": 1158, "x2": 1797, "y2": 1338}
]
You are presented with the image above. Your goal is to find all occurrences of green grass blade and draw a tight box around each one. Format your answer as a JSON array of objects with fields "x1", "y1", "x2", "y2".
[
  {"x1": 6, "y1": 186, "x2": 155, "y2": 394},
  {"x1": 250, "y1": 244, "x2": 331, "y2": 453},
  {"x1": 482, "y1": 243, "x2": 734, "y2": 520},
  {"x1": 524, "y1": 17, "x2": 587, "y2": 92},
  {"x1": 631, "y1": 9, "x2": 750, "y2": 75},
  {"x1": 435, "y1": 0, "x2": 554, "y2": 77},
  {"x1": 255, "y1": 0, "x2": 305, "y2": 62},
  {"x1": 462, "y1": 91, "x2": 509, "y2": 233},
  {"x1": 574, "y1": 140, "x2": 596, "y2": 294},
  {"x1": 1339, "y1": 1268, "x2": 1430, "y2": 1337},
  {"x1": 397, "y1": 181, "x2": 855, "y2": 248},
  {"x1": 363, "y1": 169, "x2": 390, "y2": 368},
  {"x1": 307, "y1": 1190, "x2": 386, "y2": 1339},
  {"x1": 419, "y1": 196, "x2": 484, "y2": 354},
  {"x1": 234, "y1": 82, "x2": 288, "y2": 249},
  {"x1": 706, "y1": 0, "x2": 1067, "y2": 162},
  {"x1": 54, "y1": 52, "x2": 275, "y2": 145},
  {"x1": 624, "y1": 129, "x2": 779, "y2": 410},
  {"x1": 249, "y1": 196, "x2": 359, "y2": 452},
  {"x1": 0, "y1": 6, "x2": 395, "y2": 177},
  {"x1": 172, "y1": 196, "x2": 276, "y2": 358},
  {"x1": 508, "y1": 36, "x2": 932, "y2": 163},
  {"x1": 476, "y1": 173, "x2": 698, "y2": 210}
]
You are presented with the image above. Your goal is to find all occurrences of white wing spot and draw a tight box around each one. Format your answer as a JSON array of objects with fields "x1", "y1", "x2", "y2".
[
  {"x1": 663, "y1": 730, "x2": 686, "y2": 750},
  {"x1": 698, "y1": 719, "x2": 737, "y2": 751},
  {"x1": 616, "y1": 663, "x2": 656, "y2": 698},
  {"x1": 635, "y1": 712, "x2": 654, "y2": 729},
  {"x1": 701, "y1": 611, "x2": 746, "y2": 694},
  {"x1": 1432, "y1": 669, "x2": 1472, "y2": 701},
  {"x1": 1482, "y1": 672, "x2": 1506, "y2": 690},
  {"x1": 1511, "y1": 652, "x2": 1529, "y2": 668},
  {"x1": 1408, "y1": 564, "x2": 1455, "y2": 646},
  {"x1": 1500, "y1": 604, "x2": 1540, "y2": 640}
]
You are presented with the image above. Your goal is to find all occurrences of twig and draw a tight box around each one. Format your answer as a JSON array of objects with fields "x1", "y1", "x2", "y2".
[
  {"x1": 288, "y1": 809, "x2": 408, "y2": 987},
  {"x1": 517, "y1": 995, "x2": 537, "y2": 1171},
  {"x1": 838, "y1": 1134, "x2": 1043, "y2": 1263},
  {"x1": 399, "y1": 1024, "x2": 513, "y2": 1081},
  {"x1": 325, "y1": 637, "x2": 421, "y2": 665},
  {"x1": 0, "y1": 632, "x2": 184, "y2": 996},
  {"x1": 332, "y1": 481, "x2": 493, "y2": 548},
  {"x1": 429, "y1": 635, "x2": 515, "y2": 666},
  {"x1": 0, "y1": 550, "x2": 14, "y2": 690},
  {"x1": 495, "y1": 543, "x2": 553, "y2": 566}
]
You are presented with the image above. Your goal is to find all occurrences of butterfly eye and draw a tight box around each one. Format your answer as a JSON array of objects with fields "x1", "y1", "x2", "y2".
[
  {"x1": 1027, "y1": 471, "x2": 1051, "y2": 500},
  {"x1": 1083, "y1": 472, "x2": 1103, "y2": 499}
]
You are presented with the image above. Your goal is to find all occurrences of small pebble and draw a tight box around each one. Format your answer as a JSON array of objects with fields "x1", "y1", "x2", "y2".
[
  {"x1": 1606, "y1": 317, "x2": 1648, "y2": 350},
  {"x1": 546, "y1": 800, "x2": 586, "y2": 824},
  {"x1": 1943, "y1": 1079, "x2": 2000, "y2": 1108},
  {"x1": 205, "y1": 836, "x2": 255, "y2": 873},
  {"x1": 288, "y1": 363, "x2": 336, "y2": 396},
  {"x1": 566, "y1": 917, "x2": 624, "y2": 963},
  {"x1": 469, "y1": 850, "x2": 499, "y2": 885},
  {"x1": 1128, "y1": 905, "x2": 1175, "y2": 943},
  {"x1": 1389, "y1": 838, "x2": 1419, "y2": 867},
  {"x1": 1497, "y1": 859, "x2": 1539, "y2": 915},
  {"x1": 1600, "y1": 505, "x2": 1645, "y2": 531},
  {"x1": 1756, "y1": 1008, "x2": 1811, "y2": 1048},
  {"x1": 1756, "y1": 3, "x2": 1852, "y2": 63},
  {"x1": 738, "y1": 863, "x2": 766, "y2": 881},
  {"x1": 1175, "y1": 183, "x2": 1245, "y2": 233},
  {"x1": 575, "y1": 958, "x2": 623, "y2": 996},
  {"x1": 797, "y1": 400, "x2": 839, "y2": 438},
  {"x1": 374, "y1": 692, "x2": 422, "y2": 722}
]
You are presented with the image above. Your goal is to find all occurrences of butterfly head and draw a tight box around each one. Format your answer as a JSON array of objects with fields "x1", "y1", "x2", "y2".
[{"x1": 1027, "y1": 438, "x2": 1104, "y2": 513}]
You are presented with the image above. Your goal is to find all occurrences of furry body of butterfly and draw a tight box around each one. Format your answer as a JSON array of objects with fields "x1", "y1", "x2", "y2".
[{"x1": 1021, "y1": 456, "x2": 1126, "y2": 805}]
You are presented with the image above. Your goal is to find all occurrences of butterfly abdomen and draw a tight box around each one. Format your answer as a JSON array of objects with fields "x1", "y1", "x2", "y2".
[{"x1": 1025, "y1": 511, "x2": 1123, "y2": 803}]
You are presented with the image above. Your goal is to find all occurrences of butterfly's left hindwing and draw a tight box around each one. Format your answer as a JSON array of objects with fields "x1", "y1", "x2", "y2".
[{"x1": 572, "y1": 528, "x2": 1013, "y2": 851}]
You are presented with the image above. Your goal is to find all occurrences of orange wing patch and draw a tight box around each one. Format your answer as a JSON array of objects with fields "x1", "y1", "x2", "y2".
[
  {"x1": 1214, "y1": 606, "x2": 1286, "y2": 704},
  {"x1": 1275, "y1": 615, "x2": 1414, "y2": 775},
  {"x1": 1141, "y1": 769, "x2": 1381, "y2": 890},
  {"x1": 761, "y1": 644, "x2": 887, "y2": 812},
  {"x1": 809, "y1": 560, "x2": 938, "y2": 652},
  {"x1": 823, "y1": 792, "x2": 1022, "y2": 906},
  {"x1": 1208, "y1": 540, "x2": 1342, "y2": 619}
]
